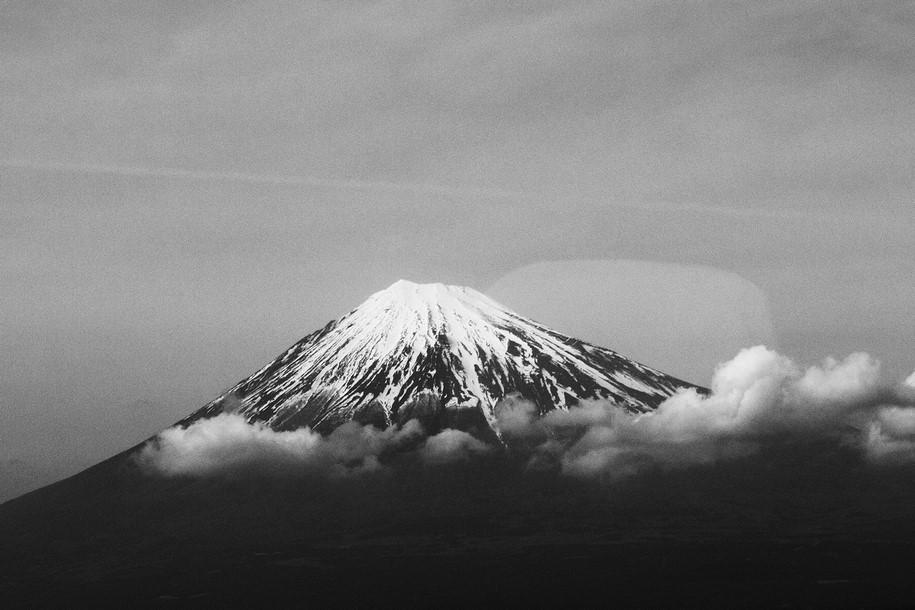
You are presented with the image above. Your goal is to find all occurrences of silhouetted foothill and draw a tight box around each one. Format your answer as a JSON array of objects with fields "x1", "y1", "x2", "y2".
[
  {"x1": 395, "y1": 392, "x2": 447, "y2": 434},
  {"x1": 352, "y1": 400, "x2": 388, "y2": 429},
  {"x1": 445, "y1": 404, "x2": 499, "y2": 444}
]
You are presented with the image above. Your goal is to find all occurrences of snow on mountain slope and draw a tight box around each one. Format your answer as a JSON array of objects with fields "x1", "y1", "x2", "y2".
[{"x1": 181, "y1": 280, "x2": 703, "y2": 434}]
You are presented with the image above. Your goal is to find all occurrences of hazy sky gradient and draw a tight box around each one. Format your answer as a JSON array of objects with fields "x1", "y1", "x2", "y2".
[{"x1": 1, "y1": 1, "x2": 913, "y2": 499}]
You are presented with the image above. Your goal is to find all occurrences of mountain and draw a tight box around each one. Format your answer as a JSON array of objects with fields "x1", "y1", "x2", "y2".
[
  {"x1": 181, "y1": 280, "x2": 701, "y2": 435},
  {"x1": 4, "y1": 280, "x2": 915, "y2": 608}
]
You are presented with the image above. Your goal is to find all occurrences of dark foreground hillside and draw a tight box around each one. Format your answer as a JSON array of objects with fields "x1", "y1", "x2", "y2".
[{"x1": 3, "y1": 444, "x2": 915, "y2": 608}]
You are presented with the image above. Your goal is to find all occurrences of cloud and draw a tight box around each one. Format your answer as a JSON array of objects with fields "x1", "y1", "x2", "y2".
[
  {"x1": 138, "y1": 347, "x2": 915, "y2": 481},
  {"x1": 0, "y1": 160, "x2": 802, "y2": 219},
  {"x1": 865, "y1": 407, "x2": 915, "y2": 464},
  {"x1": 137, "y1": 416, "x2": 424, "y2": 477},
  {"x1": 0, "y1": 160, "x2": 524, "y2": 201},
  {"x1": 495, "y1": 347, "x2": 915, "y2": 478},
  {"x1": 486, "y1": 260, "x2": 776, "y2": 383},
  {"x1": 419, "y1": 429, "x2": 492, "y2": 465},
  {"x1": 138, "y1": 414, "x2": 492, "y2": 477},
  {"x1": 864, "y1": 372, "x2": 915, "y2": 463}
]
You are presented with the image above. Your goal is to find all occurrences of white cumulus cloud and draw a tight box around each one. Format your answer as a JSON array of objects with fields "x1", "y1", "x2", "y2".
[
  {"x1": 137, "y1": 416, "x2": 424, "y2": 477},
  {"x1": 138, "y1": 347, "x2": 915, "y2": 481},
  {"x1": 495, "y1": 346, "x2": 915, "y2": 478}
]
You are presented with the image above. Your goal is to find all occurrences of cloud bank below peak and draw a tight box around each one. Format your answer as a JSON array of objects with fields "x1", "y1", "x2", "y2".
[
  {"x1": 137, "y1": 345, "x2": 915, "y2": 481},
  {"x1": 497, "y1": 347, "x2": 915, "y2": 479}
]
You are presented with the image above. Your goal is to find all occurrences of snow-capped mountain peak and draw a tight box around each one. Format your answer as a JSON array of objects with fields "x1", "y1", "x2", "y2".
[{"x1": 183, "y1": 280, "x2": 702, "y2": 434}]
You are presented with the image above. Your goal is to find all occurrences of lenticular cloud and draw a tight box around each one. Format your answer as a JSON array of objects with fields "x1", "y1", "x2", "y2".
[{"x1": 138, "y1": 346, "x2": 915, "y2": 479}]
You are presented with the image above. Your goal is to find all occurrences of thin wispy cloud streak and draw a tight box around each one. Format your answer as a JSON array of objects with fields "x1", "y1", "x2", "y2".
[
  {"x1": 0, "y1": 159, "x2": 524, "y2": 201},
  {"x1": 2, "y1": 159, "x2": 827, "y2": 220}
]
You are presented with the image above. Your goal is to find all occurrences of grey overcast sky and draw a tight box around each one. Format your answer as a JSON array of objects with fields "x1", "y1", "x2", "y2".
[{"x1": 1, "y1": 1, "x2": 913, "y2": 499}]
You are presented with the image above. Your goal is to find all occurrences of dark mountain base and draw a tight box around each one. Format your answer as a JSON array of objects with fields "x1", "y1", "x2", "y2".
[
  {"x1": 3, "y1": 448, "x2": 915, "y2": 608},
  {"x1": 7, "y1": 539, "x2": 915, "y2": 608}
]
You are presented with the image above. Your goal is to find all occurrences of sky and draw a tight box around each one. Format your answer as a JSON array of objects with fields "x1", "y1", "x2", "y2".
[{"x1": 1, "y1": 1, "x2": 913, "y2": 500}]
